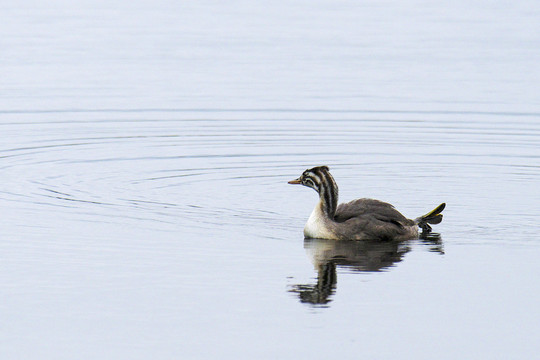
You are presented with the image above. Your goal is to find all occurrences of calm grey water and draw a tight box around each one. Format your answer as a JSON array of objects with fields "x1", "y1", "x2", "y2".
[{"x1": 1, "y1": 1, "x2": 539, "y2": 359}]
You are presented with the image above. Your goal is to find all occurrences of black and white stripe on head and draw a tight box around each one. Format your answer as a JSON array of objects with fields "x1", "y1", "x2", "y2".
[
  {"x1": 302, "y1": 166, "x2": 338, "y2": 218},
  {"x1": 300, "y1": 169, "x2": 321, "y2": 191}
]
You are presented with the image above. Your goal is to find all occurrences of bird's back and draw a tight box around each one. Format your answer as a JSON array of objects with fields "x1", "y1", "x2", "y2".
[{"x1": 334, "y1": 199, "x2": 410, "y2": 223}]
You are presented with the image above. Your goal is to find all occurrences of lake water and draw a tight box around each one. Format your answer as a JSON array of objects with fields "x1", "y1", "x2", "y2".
[{"x1": 1, "y1": 1, "x2": 539, "y2": 359}]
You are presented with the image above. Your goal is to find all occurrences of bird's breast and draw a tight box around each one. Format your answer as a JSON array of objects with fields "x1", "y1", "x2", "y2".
[{"x1": 304, "y1": 201, "x2": 337, "y2": 239}]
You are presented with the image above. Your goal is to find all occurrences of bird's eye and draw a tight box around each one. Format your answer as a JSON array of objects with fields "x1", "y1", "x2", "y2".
[{"x1": 304, "y1": 179, "x2": 313, "y2": 187}]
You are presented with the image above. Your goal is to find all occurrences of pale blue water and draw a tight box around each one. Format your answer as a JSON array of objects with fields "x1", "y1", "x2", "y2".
[{"x1": 1, "y1": 1, "x2": 539, "y2": 359}]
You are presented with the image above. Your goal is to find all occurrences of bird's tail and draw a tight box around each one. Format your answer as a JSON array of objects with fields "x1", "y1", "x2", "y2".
[{"x1": 415, "y1": 203, "x2": 446, "y2": 233}]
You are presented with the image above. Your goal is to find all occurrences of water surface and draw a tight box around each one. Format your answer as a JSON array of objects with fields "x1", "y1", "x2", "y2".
[{"x1": 1, "y1": 1, "x2": 539, "y2": 359}]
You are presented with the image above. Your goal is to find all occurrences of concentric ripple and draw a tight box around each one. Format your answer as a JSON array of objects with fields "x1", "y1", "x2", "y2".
[{"x1": 1, "y1": 108, "x2": 539, "y2": 242}]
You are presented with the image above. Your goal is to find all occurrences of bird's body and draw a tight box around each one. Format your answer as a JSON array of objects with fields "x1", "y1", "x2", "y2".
[
  {"x1": 304, "y1": 198, "x2": 419, "y2": 241},
  {"x1": 289, "y1": 166, "x2": 445, "y2": 241}
]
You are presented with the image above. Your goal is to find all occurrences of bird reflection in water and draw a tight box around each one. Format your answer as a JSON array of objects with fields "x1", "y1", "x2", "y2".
[{"x1": 289, "y1": 233, "x2": 443, "y2": 306}]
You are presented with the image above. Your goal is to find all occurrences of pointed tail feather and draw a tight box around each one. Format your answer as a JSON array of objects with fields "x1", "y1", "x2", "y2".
[{"x1": 415, "y1": 203, "x2": 446, "y2": 233}]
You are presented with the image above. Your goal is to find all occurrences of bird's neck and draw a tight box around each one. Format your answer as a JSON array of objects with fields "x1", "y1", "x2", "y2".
[{"x1": 317, "y1": 179, "x2": 338, "y2": 219}]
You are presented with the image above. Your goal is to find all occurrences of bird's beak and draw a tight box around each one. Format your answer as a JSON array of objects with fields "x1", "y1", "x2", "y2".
[{"x1": 288, "y1": 177, "x2": 302, "y2": 185}]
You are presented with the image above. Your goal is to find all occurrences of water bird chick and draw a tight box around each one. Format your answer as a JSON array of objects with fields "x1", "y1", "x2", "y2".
[{"x1": 288, "y1": 166, "x2": 445, "y2": 241}]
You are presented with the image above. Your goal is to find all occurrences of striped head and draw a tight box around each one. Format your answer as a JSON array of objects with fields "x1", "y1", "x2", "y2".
[{"x1": 288, "y1": 166, "x2": 339, "y2": 217}]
